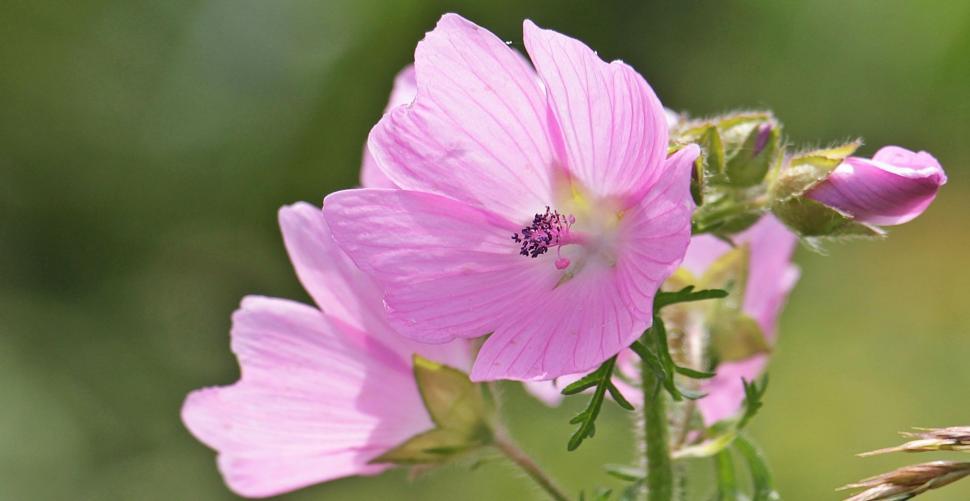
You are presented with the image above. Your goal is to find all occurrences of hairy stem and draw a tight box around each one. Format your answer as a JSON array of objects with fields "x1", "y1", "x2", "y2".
[
  {"x1": 493, "y1": 432, "x2": 572, "y2": 501},
  {"x1": 642, "y1": 337, "x2": 674, "y2": 501}
]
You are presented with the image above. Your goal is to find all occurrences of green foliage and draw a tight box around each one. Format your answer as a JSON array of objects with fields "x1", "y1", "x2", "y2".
[
  {"x1": 733, "y1": 435, "x2": 780, "y2": 501},
  {"x1": 563, "y1": 286, "x2": 728, "y2": 451},
  {"x1": 564, "y1": 356, "x2": 632, "y2": 451},
  {"x1": 711, "y1": 436, "x2": 778, "y2": 501}
]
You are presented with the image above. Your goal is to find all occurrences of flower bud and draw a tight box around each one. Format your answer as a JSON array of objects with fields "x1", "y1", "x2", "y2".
[{"x1": 806, "y1": 146, "x2": 947, "y2": 226}]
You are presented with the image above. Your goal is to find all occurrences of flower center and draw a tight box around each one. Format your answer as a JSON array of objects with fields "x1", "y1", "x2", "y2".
[{"x1": 512, "y1": 206, "x2": 576, "y2": 269}]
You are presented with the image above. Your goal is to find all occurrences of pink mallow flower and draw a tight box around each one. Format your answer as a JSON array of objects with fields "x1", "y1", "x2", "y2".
[
  {"x1": 523, "y1": 215, "x2": 799, "y2": 419},
  {"x1": 683, "y1": 215, "x2": 799, "y2": 425},
  {"x1": 806, "y1": 146, "x2": 946, "y2": 226},
  {"x1": 181, "y1": 203, "x2": 469, "y2": 498},
  {"x1": 325, "y1": 14, "x2": 698, "y2": 382}
]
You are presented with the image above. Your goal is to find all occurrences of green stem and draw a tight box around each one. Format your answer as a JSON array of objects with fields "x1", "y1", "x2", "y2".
[
  {"x1": 642, "y1": 334, "x2": 674, "y2": 501},
  {"x1": 494, "y1": 432, "x2": 572, "y2": 501}
]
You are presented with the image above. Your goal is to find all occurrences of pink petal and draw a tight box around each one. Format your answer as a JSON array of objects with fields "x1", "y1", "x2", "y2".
[
  {"x1": 806, "y1": 146, "x2": 946, "y2": 226},
  {"x1": 279, "y1": 202, "x2": 391, "y2": 337},
  {"x1": 280, "y1": 202, "x2": 472, "y2": 370},
  {"x1": 739, "y1": 215, "x2": 799, "y2": 340},
  {"x1": 523, "y1": 20, "x2": 669, "y2": 204},
  {"x1": 472, "y1": 146, "x2": 696, "y2": 381},
  {"x1": 682, "y1": 214, "x2": 799, "y2": 340},
  {"x1": 182, "y1": 296, "x2": 432, "y2": 498},
  {"x1": 326, "y1": 188, "x2": 657, "y2": 381},
  {"x1": 361, "y1": 66, "x2": 416, "y2": 189},
  {"x1": 697, "y1": 356, "x2": 767, "y2": 425},
  {"x1": 368, "y1": 14, "x2": 555, "y2": 217},
  {"x1": 324, "y1": 188, "x2": 550, "y2": 345},
  {"x1": 689, "y1": 215, "x2": 799, "y2": 425}
]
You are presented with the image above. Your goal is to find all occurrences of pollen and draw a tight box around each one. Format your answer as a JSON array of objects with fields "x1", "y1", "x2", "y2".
[{"x1": 511, "y1": 207, "x2": 575, "y2": 260}]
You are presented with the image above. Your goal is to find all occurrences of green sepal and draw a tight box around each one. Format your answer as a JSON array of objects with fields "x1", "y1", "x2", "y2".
[
  {"x1": 772, "y1": 196, "x2": 885, "y2": 241},
  {"x1": 691, "y1": 151, "x2": 706, "y2": 206},
  {"x1": 725, "y1": 121, "x2": 780, "y2": 188},
  {"x1": 413, "y1": 355, "x2": 489, "y2": 433},
  {"x1": 700, "y1": 125, "x2": 726, "y2": 177},
  {"x1": 372, "y1": 356, "x2": 492, "y2": 465},
  {"x1": 769, "y1": 139, "x2": 862, "y2": 201},
  {"x1": 370, "y1": 428, "x2": 487, "y2": 465}
]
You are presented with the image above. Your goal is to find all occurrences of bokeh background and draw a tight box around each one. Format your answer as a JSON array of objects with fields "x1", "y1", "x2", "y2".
[{"x1": 2, "y1": 1, "x2": 968, "y2": 499}]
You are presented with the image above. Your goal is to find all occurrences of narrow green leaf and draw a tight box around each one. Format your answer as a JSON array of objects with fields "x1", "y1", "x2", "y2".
[
  {"x1": 630, "y1": 341, "x2": 667, "y2": 380},
  {"x1": 655, "y1": 286, "x2": 729, "y2": 310},
  {"x1": 675, "y1": 384, "x2": 707, "y2": 401},
  {"x1": 714, "y1": 450, "x2": 741, "y2": 501},
  {"x1": 607, "y1": 382, "x2": 635, "y2": 411},
  {"x1": 561, "y1": 370, "x2": 604, "y2": 395},
  {"x1": 674, "y1": 365, "x2": 716, "y2": 379},
  {"x1": 604, "y1": 464, "x2": 645, "y2": 482},
  {"x1": 737, "y1": 376, "x2": 768, "y2": 431},
  {"x1": 733, "y1": 435, "x2": 780, "y2": 501},
  {"x1": 566, "y1": 357, "x2": 618, "y2": 451},
  {"x1": 618, "y1": 480, "x2": 644, "y2": 501}
]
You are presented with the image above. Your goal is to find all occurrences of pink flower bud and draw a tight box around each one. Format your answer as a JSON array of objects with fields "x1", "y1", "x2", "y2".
[{"x1": 806, "y1": 146, "x2": 947, "y2": 226}]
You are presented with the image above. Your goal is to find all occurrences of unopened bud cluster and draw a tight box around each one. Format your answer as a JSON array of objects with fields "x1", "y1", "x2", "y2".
[{"x1": 673, "y1": 111, "x2": 946, "y2": 244}]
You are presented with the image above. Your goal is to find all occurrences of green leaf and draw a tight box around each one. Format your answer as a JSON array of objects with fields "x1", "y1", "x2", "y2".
[
  {"x1": 413, "y1": 355, "x2": 489, "y2": 434},
  {"x1": 561, "y1": 366, "x2": 607, "y2": 395},
  {"x1": 654, "y1": 286, "x2": 729, "y2": 311},
  {"x1": 618, "y1": 480, "x2": 644, "y2": 501},
  {"x1": 733, "y1": 435, "x2": 780, "y2": 501},
  {"x1": 566, "y1": 356, "x2": 632, "y2": 451},
  {"x1": 651, "y1": 316, "x2": 684, "y2": 402},
  {"x1": 674, "y1": 365, "x2": 716, "y2": 379},
  {"x1": 737, "y1": 376, "x2": 768, "y2": 431}
]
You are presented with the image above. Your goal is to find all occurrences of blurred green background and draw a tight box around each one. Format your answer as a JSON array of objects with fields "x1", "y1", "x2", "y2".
[{"x1": 2, "y1": 0, "x2": 968, "y2": 499}]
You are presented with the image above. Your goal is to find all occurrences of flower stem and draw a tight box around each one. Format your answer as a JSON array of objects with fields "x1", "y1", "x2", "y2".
[
  {"x1": 642, "y1": 337, "x2": 674, "y2": 501},
  {"x1": 493, "y1": 432, "x2": 572, "y2": 501}
]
